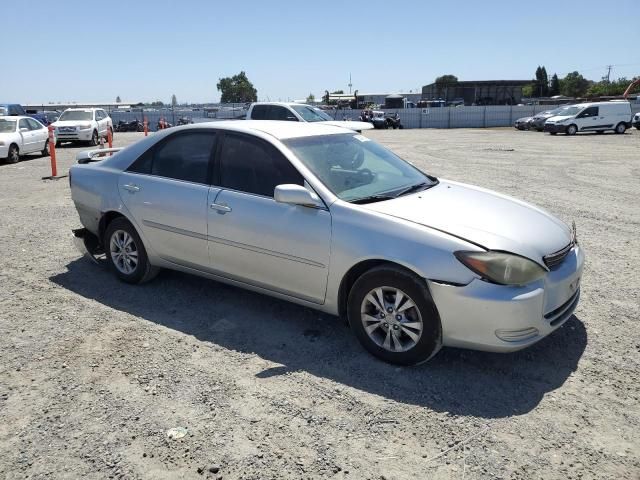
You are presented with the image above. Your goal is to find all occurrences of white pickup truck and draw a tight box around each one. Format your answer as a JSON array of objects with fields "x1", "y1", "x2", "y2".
[{"x1": 246, "y1": 102, "x2": 373, "y2": 132}]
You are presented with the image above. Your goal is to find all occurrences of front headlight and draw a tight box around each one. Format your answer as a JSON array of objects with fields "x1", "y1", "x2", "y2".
[
  {"x1": 79, "y1": 124, "x2": 92, "y2": 129},
  {"x1": 454, "y1": 251, "x2": 546, "y2": 286}
]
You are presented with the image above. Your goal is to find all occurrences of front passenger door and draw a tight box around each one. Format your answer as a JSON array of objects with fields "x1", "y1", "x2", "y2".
[
  {"x1": 576, "y1": 106, "x2": 599, "y2": 131},
  {"x1": 207, "y1": 133, "x2": 331, "y2": 303}
]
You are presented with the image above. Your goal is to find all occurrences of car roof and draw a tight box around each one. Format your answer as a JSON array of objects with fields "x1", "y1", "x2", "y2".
[
  {"x1": 251, "y1": 102, "x2": 310, "y2": 108},
  {"x1": 0, "y1": 115, "x2": 32, "y2": 120},
  {"x1": 176, "y1": 120, "x2": 355, "y2": 139},
  {"x1": 63, "y1": 107, "x2": 101, "y2": 111}
]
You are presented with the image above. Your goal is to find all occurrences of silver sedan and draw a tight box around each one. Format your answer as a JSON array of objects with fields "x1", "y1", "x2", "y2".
[{"x1": 70, "y1": 121, "x2": 584, "y2": 365}]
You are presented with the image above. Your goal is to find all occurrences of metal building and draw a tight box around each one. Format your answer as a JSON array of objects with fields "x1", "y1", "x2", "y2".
[{"x1": 421, "y1": 80, "x2": 532, "y2": 105}]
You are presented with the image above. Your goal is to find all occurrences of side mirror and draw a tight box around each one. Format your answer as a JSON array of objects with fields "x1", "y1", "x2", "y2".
[
  {"x1": 274, "y1": 184, "x2": 323, "y2": 208},
  {"x1": 20, "y1": 127, "x2": 29, "y2": 133}
]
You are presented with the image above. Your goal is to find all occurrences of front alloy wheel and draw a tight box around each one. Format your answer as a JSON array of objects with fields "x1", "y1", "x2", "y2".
[{"x1": 348, "y1": 265, "x2": 442, "y2": 365}]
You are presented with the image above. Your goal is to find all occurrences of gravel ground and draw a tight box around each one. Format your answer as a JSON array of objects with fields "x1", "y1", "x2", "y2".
[{"x1": 0, "y1": 127, "x2": 638, "y2": 479}]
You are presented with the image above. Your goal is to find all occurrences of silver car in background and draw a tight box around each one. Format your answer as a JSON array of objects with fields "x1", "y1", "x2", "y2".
[{"x1": 70, "y1": 121, "x2": 584, "y2": 365}]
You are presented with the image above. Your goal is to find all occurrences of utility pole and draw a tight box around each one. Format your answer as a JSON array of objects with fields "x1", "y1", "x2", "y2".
[
  {"x1": 604, "y1": 65, "x2": 612, "y2": 83},
  {"x1": 348, "y1": 73, "x2": 353, "y2": 94}
]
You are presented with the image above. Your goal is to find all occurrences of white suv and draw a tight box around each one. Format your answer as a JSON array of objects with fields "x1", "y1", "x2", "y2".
[{"x1": 52, "y1": 108, "x2": 113, "y2": 146}]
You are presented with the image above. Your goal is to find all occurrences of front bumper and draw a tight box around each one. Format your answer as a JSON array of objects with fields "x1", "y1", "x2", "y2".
[
  {"x1": 56, "y1": 129, "x2": 94, "y2": 141},
  {"x1": 544, "y1": 123, "x2": 567, "y2": 133},
  {"x1": 429, "y1": 245, "x2": 584, "y2": 352}
]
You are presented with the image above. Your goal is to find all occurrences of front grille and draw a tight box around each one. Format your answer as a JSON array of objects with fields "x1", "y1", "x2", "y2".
[
  {"x1": 58, "y1": 126, "x2": 76, "y2": 133},
  {"x1": 544, "y1": 243, "x2": 573, "y2": 270}
]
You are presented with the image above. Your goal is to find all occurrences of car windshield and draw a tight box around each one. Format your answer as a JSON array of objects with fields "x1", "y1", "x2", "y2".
[
  {"x1": 291, "y1": 105, "x2": 333, "y2": 122},
  {"x1": 554, "y1": 106, "x2": 581, "y2": 116},
  {"x1": 549, "y1": 106, "x2": 571, "y2": 115},
  {"x1": 59, "y1": 110, "x2": 93, "y2": 121},
  {"x1": 0, "y1": 119, "x2": 16, "y2": 132},
  {"x1": 0, "y1": 107, "x2": 7, "y2": 115},
  {"x1": 284, "y1": 133, "x2": 437, "y2": 203}
]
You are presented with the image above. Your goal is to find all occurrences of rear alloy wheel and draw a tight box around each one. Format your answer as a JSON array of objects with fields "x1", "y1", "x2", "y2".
[
  {"x1": 41, "y1": 139, "x2": 50, "y2": 157},
  {"x1": 348, "y1": 265, "x2": 442, "y2": 365},
  {"x1": 7, "y1": 144, "x2": 19, "y2": 163},
  {"x1": 566, "y1": 124, "x2": 578, "y2": 136},
  {"x1": 614, "y1": 123, "x2": 626, "y2": 134},
  {"x1": 105, "y1": 217, "x2": 159, "y2": 284}
]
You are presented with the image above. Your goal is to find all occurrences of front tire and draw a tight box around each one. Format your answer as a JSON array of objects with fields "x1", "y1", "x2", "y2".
[
  {"x1": 566, "y1": 124, "x2": 578, "y2": 136},
  {"x1": 90, "y1": 130, "x2": 99, "y2": 146},
  {"x1": 104, "y1": 218, "x2": 159, "y2": 284},
  {"x1": 614, "y1": 123, "x2": 626, "y2": 134},
  {"x1": 347, "y1": 265, "x2": 442, "y2": 365},
  {"x1": 41, "y1": 139, "x2": 50, "y2": 157},
  {"x1": 7, "y1": 144, "x2": 19, "y2": 163}
]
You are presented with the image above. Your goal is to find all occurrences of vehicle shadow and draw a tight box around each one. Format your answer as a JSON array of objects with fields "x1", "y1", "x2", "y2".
[{"x1": 51, "y1": 258, "x2": 588, "y2": 419}]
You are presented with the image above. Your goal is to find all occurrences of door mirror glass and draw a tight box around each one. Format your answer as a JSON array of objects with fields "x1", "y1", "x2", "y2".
[
  {"x1": 274, "y1": 184, "x2": 322, "y2": 208},
  {"x1": 20, "y1": 127, "x2": 29, "y2": 133}
]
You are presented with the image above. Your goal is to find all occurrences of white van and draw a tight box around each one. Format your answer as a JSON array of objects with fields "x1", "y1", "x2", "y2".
[{"x1": 544, "y1": 101, "x2": 632, "y2": 135}]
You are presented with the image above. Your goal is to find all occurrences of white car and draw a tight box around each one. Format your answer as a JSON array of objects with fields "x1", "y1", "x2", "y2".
[
  {"x1": 52, "y1": 108, "x2": 113, "y2": 146},
  {"x1": 0, "y1": 116, "x2": 53, "y2": 163},
  {"x1": 247, "y1": 102, "x2": 374, "y2": 132}
]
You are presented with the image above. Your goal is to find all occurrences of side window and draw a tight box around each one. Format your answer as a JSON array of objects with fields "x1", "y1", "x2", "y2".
[
  {"x1": 251, "y1": 105, "x2": 268, "y2": 120},
  {"x1": 578, "y1": 107, "x2": 598, "y2": 118},
  {"x1": 19, "y1": 119, "x2": 30, "y2": 130},
  {"x1": 268, "y1": 106, "x2": 298, "y2": 121},
  {"x1": 26, "y1": 118, "x2": 42, "y2": 130},
  {"x1": 127, "y1": 132, "x2": 216, "y2": 183},
  {"x1": 95, "y1": 110, "x2": 103, "y2": 120},
  {"x1": 219, "y1": 134, "x2": 304, "y2": 197}
]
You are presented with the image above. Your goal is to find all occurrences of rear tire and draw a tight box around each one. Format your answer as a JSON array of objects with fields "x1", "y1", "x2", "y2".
[
  {"x1": 347, "y1": 265, "x2": 442, "y2": 365},
  {"x1": 614, "y1": 123, "x2": 626, "y2": 134},
  {"x1": 7, "y1": 144, "x2": 19, "y2": 163},
  {"x1": 566, "y1": 124, "x2": 578, "y2": 136},
  {"x1": 104, "y1": 217, "x2": 159, "y2": 284}
]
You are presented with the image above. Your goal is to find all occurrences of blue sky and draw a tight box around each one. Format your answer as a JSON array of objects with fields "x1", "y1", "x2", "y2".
[{"x1": 5, "y1": 0, "x2": 639, "y2": 104}]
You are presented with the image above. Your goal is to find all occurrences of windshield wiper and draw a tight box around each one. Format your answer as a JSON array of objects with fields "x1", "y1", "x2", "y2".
[
  {"x1": 392, "y1": 181, "x2": 433, "y2": 197},
  {"x1": 349, "y1": 194, "x2": 397, "y2": 204}
]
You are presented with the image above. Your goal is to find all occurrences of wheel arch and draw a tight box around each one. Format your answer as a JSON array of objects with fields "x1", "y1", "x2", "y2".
[
  {"x1": 337, "y1": 259, "x2": 426, "y2": 320},
  {"x1": 98, "y1": 210, "x2": 129, "y2": 242}
]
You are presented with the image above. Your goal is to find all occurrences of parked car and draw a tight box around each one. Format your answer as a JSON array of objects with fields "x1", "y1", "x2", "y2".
[
  {"x1": 70, "y1": 121, "x2": 583, "y2": 365},
  {"x1": 514, "y1": 116, "x2": 533, "y2": 130},
  {"x1": 52, "y1": 108, "x2": 113, "y2": 146},
  {"x1": 632, "y1": 112, "x2": 640, "y2": 130},
  {"x1": 544, "y1": 101, "x2": 632, "y2": 135},
  {"x1": 0, "y1": 103, "x2": 27, "y2": 116},
  {"x1": 247, "y1": 102, "x2": 373, "y2": 132},
  {"x1": 528, "y1": 107, "x2": 571, "y2": 132},
  {"x1": 0, "y1": 116, "x2": 53, "y2": 163}
]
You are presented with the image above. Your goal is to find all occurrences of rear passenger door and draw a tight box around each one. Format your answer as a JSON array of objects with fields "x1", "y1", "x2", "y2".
[
  {"x1": 118, "y1": 130, "x2": 217, "y2": 267},
  {"x1": 207, "y1": 132, "x2": 331, "y2": 303}
]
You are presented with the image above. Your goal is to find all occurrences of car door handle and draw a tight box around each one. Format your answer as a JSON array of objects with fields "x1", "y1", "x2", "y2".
[
  {"x1": 210, "y1": 203, "x2": 232, "y2": 214},
  {"x1": 122, "y1": 184, "x2": 140, "y2": 192}
]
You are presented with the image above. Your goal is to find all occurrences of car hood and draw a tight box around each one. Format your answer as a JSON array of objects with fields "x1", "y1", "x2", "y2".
[
  {"x1": 515, "y1": 117, "x2": 532, "y2": 122},
  {"x1": 320, "y1": 120, "x2": 374, "y2": 131},
  {"x1": 52, "y1": 120, "x2": 90, "y2": 127},
  {"x1": 546, "y1": 115, "x2": 573, "y2": 123},
  {"x1": 361, "y1": 179, "x2": 571, "y2": 264}
]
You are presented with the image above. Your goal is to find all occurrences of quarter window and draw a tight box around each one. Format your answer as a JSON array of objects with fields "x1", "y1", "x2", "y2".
[
  {"x1": 127, "y1": 132, "x2": 216, "y2": 184},
  {"x1": 218, "y1": 134, "x2": 303, "y2": 197}
]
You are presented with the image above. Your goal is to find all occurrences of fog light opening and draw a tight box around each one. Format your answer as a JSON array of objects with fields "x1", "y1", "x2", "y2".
[{"x1": 495, "y1": 327, "x2": 539, "y2": 342}]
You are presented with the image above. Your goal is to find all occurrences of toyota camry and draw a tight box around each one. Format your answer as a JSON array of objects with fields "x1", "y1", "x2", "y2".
[{"x1": 70, "y1": 121, "x2": 584, "y2": 365}]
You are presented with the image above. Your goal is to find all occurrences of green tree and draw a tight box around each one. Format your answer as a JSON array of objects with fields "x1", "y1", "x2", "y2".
[
  {"x1": 549, "y1": 74, "x2": 560, "y2": 96},
  {"x1": 331, "y1": 90, "x2": 344, "y2": 94},
  {"x1": 560, "y1": 71, "x2": 591, "y2": 97},
  {"x1": 116, "y1": 96, "x2": 121, "y2": 103},
  {"x1": 217, "y1": 71, "x2": 258, "y2": 103},
  {"x1": 522, "y1": 83, "x2": 537, "y2": 98},
  {"x1": 586, "y1": 77, "x2": 637, "y2": 97},
  {"x1": 306, "y1": 93, "x2": 316, "y2": 103},
  {"x1": 534, "y1": 66, "x2": 549, "y2": 97},
  {"x1": 171, "y1": 94, "x2": 177, "y2": 107},
  {"x1": 150, "y1": 100, "x2": 164, "y2": 107},
  {"x1": 434, "y1": 74, "x2": 458, "y2": 97}
]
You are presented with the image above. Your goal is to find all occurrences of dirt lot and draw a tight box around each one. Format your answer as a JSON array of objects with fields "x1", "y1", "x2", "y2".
[{"x1": 1, "y1": 127, "x2": 639, "y2": 480}]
